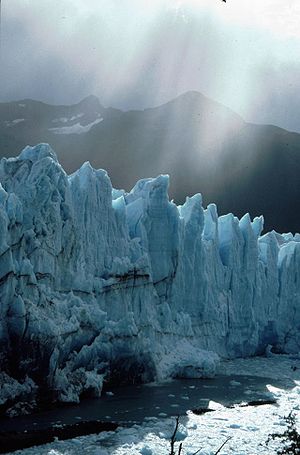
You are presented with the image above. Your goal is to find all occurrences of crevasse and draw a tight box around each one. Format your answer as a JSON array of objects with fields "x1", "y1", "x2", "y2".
[{"x1": 0, "y1": 144, "x2": 299, "y2": 405}]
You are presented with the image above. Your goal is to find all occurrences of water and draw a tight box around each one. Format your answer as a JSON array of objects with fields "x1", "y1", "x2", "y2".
[{"x1": 0, "y1": 373, "x2": 291, "y2": 434}]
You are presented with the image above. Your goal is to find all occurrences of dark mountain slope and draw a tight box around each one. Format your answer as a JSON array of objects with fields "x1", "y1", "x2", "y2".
[{"x1": 1, "y1": 92, "x2": 300, "y2": 232}]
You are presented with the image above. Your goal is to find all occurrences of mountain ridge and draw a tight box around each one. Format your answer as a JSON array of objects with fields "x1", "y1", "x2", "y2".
[{"x1": 0, "y1": 91, "x2": 299, "y2": 232}]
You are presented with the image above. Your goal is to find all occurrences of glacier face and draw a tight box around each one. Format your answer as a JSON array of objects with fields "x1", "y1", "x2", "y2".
[{"x1": 0, "y1": 143, "x2": 299, "y2": 406}]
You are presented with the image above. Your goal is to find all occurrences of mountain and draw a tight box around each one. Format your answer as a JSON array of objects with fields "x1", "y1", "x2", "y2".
[{"x1": 1, "y1": 92, "x2": 300, "y2": 232}]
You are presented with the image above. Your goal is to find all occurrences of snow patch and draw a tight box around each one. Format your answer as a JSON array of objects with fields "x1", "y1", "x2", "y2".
[
  {"x1": 4, "y1": 118, "x2": 25, "y2": 127},
  {"x1": 49, "y1": 118, "x2": 103, "y2": 135},
  {"x1": 52, "y1": 113, "x2": 85, "y2": 124}
]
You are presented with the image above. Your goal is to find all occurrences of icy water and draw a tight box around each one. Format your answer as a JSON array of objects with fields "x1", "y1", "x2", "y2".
[{"x1": 0, "y1": 374, "x2": 291, "y2": 434}]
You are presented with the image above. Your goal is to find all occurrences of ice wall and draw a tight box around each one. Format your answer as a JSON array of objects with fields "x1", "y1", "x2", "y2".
[{"x1": 0, "y1": 144, "x2": 299, "y2": 405}]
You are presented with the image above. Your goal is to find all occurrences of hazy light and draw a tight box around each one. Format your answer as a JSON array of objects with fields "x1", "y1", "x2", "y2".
[
  {"x1": 175, "y1": 0, "x2": 300, "y2": 38},
  {"x1": 1, "y1": 0, "x2": 300, "y2": 132}
]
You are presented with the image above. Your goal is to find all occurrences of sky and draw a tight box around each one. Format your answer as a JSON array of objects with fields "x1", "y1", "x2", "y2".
[{"x1": 1, "y1": 0, "x2": 300, "y2": 132}]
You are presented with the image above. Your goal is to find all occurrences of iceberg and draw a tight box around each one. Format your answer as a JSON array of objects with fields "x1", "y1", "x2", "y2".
[{"x1": 0, "y1": 143, "x2": 299, "y2": 406}]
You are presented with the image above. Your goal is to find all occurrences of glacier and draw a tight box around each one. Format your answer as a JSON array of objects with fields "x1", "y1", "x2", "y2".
[{"x1": 0, "y1": 143, "x2": 299, "y2": 407}]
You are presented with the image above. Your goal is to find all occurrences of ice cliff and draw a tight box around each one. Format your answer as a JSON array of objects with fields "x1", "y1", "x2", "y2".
[{"x1": 0, "y1": 144, "x2": 300, "y2": 407}]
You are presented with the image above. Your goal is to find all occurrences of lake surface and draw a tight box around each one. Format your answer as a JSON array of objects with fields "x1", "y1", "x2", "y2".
[{"x1": 0, "y1": 374, "x2": 291, "y2": 434}]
